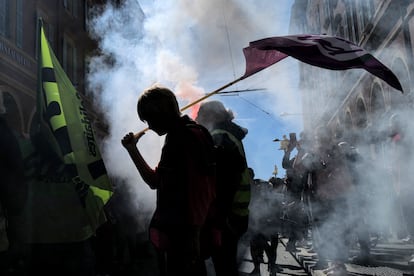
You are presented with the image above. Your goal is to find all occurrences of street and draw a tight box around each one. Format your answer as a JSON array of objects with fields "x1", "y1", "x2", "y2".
[
  {"x1": 98, "y1": 230, "x2": 414, "y2": 276},
  {"x1": 280, "y1": 237, "x2": 414, "y2": 276},
  {"x1": 235, "y1": 235, "x2": 414, "y2": 276},
  {"x1": 236, "y1": 237, "x2": 308, "y2": 276}
]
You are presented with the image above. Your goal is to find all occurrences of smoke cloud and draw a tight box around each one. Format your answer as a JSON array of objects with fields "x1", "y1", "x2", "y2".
[
  {"x1": 86, "y1": 0, "x2": 414, "y2": 271},
  {"x1": 87, "y1": 0, "x2": 300, "y2": 232},
  {"x1": 287, "y1": 0, "x2": 414, "y2": 263}
]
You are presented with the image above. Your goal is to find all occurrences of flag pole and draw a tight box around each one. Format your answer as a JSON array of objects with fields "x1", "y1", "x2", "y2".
[
  {"x1": 134, "y1": 75, "x2": 245, "y2": 137},
  {"x1": 179, "y1": 76, "x2": 245, "y2": 111}
]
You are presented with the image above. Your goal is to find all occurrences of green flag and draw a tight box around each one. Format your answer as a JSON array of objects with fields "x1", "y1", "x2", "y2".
[{"x1": 37, "y1": 19, "x2": 113, "y2": 231}]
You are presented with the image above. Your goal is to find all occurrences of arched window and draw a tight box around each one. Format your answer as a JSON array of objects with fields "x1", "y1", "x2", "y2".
[
  {"x1": 371, "y1": 82, "x2": 386, "y2": 118},
  {"x1": 333, "y1": 13, "x2": 342, "y2": 35},
  {"x1": 356, "y1": 98, "x2": 368, "y2": 129},
  {"x1": 334, "y1": 120, "x2": 344, "y2": 141},
  {"x1": 344, "y1": 111, "x2": 353, "y2": 130}
]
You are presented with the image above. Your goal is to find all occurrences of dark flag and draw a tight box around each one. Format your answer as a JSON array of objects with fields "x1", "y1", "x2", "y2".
[
  {"x1": 38, "y1": 19, "x2": 113, "y2": 231},
  {"x1": 242, "y1": 46, "x2": 288, "y2": 78},
  {"x1": 242, "y1": 34, "x2": 403, "y2": 92}
]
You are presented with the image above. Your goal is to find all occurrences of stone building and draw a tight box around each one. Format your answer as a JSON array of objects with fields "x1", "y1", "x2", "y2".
[
  {"x1": 0, "y1": 0, "x2": 110, "y2": 139},
  {"x1": 290, "y1": 0, "x2": 413, "y2": 146},
  {"x1": 289, "y1": 0, "x2": 414, "y2": 241}
]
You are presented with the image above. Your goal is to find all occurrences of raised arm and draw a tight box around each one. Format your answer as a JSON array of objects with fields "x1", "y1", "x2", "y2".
[{"x1": 121, "y1": 131, "x2": 160, "y2": 188}]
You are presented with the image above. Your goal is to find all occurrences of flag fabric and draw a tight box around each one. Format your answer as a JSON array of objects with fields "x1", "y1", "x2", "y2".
[
  {"x1": 38, "y1": 20, "x2": 112, "y2": 231},
  {"x1": 242, "y1": 46, "x2": 288, "y2": 78},
  {"x1": 242, "y1": 34, "x2": 403, "y2": 92}
]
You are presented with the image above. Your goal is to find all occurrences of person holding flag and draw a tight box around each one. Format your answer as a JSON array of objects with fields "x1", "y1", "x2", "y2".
[
  {"x1": 122, "y1": 85, "x2": 216, "y2": 276},
  {"x1": 17, "y1": 19, "x2": 113, "y2": 276}
]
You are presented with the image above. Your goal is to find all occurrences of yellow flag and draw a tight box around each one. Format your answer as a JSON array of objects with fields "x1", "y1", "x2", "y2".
[{"x1": 38, "y1": 19, "x2": 112, "y2": 231}]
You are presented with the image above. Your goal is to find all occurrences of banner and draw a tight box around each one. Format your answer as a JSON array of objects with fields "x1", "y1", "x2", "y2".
[
  {"x1": 242, "y1": 46, "x2": 288, "y2": 78},
  {"x1": 38, "y1": 20, "x2": 112, "y2": 231},
  {"x1": 243, "y1": 34, "x2": 403, "y2": 92}
]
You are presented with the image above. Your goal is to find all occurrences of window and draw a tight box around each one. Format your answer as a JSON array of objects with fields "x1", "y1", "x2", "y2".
[
  {"x1": 356, "y1": 98, "x2": 367, "y2": 129},
  {"x1": 371, "y1": 83, "x2": 385, "y2": 116},
  {"x1": 345, "y1": 4, "x2": 353, "y2": 41},
  {"x1": 351, "y1": 1, "x2": 360, "y2": 42},
  {"x1": 333, "y1": 13, "x2": 342, "y2": 36},
  {"x1": 0, "y1": 0, "x2": 11, "y2": 38},
  {"x1": 16, "y1": 0, "x2": 23, "y2": 48},
  {"x1": 344, "y1": 111, "x2": 353, "y2": 130},
  {"x1": 360, "y1": 0, "x2": 375, "y2": 30},
  {"x1": 63, "y1": 35, "x2": 77, "y2": 84},
  {"x1": 64, "y1": 0, "x2": 78, "y2": 17},
  {"x1": 315, "y1": 4, "x2": 321, "y2": 33},
  {"x1": 323, "y1": 0, "x2": 331, "y2": 22}
]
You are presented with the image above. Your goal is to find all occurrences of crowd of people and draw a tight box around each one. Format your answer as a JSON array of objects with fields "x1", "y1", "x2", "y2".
[
  {"x1": 120, "y1": 85, "x2": 414, "y2": 276},
  {"x1": 247, "y1": 120, "x2": 414, "y2": 275},
  {"x1": 1, "y1": 84, "x2": 414, "y2": 276}
]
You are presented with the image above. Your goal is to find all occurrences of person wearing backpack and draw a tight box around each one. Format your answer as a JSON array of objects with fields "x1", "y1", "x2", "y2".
[
  {"x1": 196, "y1": 100, "x2": 251, "y2": 276},
  {"x1": 122, "y1": 85, "x2": 216, "y2": 276}
]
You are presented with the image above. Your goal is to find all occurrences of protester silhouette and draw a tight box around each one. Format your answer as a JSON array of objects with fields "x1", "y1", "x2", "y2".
[
  {"x1": 247, "y1": 168, "x2": 283, "y2": 276},
  {"x1": 0, "y1": 115, "x2": 26, "y2": 276},
  {"x1": 305, "y1": 127, "x2": 355, "y2": 275},
  {"x1": 281, "y1": 133, "x2": 308, "y2": 254},
  {"x1": 122, "y1": 85, "x2": 216, "y2": 276},
  {"x1": 196, "y1": 100, "x2": 251, "y2": 276}
]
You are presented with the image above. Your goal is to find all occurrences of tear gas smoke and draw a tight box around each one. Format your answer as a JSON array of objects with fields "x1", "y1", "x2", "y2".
[
  {"x1": 87, "y1": 0, "x2": 300, "y2": 233},
  {"x1": 87, "y1": 0, "x2": 413, "y2": 267},
  {"x1": 293, "y1": 20, "x2": 414, "y2": 264}
]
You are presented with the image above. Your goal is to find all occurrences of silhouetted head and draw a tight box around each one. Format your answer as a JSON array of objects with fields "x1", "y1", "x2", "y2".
[
  {"x1": 196, "y1": 100, "x2": 233, "y2": 131},
  {"x1": 137, "y1": 85, "x2": 180, "y2": 135}
]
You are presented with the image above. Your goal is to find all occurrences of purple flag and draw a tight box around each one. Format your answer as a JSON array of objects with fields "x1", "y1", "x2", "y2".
[
  {"x1": 242, "y1": 34, "x2": 403, "y2": 92},
  {"x1": 242, "y1": 46, "x2": 288, "y2": 78}
]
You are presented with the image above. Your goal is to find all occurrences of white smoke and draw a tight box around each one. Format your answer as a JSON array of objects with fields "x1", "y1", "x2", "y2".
[
  {"x1": 286, "y1": 1, "x2": 414, "y2": 265},
  {"x1": 87, "y1": 0, "x2": 300, "y2": 232},
  {"x1": 86, "y1": 0, "x2": 414, "y2": 269}
]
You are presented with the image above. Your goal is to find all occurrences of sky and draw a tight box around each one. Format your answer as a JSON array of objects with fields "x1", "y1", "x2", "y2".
[{"x1": 87, "y1": 0, "x2": 303, "y2": 223}]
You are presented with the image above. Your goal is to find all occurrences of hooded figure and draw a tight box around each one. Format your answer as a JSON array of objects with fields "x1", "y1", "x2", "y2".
[{"x1": 196, "y1": 100, "x2": 250, "y2": 276}]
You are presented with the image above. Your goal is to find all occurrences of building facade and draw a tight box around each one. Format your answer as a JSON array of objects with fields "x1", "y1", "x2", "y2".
[
  {"x1": 0, "y1": 0, "x2": 106, "y2": 138},
  {"x1": 288, "y1": 0, "x2": 414, "y2": 245},
  {"x1": 290, "y1": 0, "x2": 414, "y2": 146}
]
